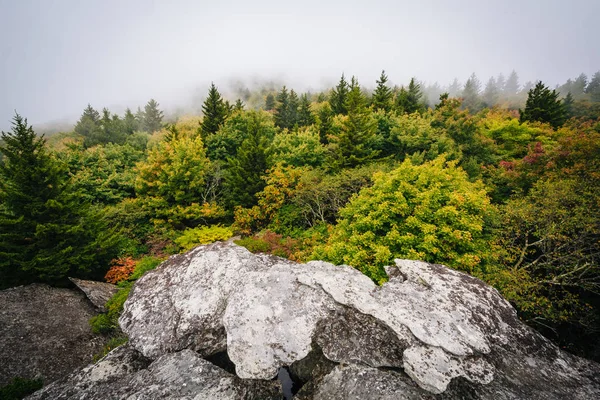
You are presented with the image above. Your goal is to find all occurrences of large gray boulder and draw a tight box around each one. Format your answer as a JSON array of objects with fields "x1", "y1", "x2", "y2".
[
  {"x1": 30, "y1": 242, "x2": 600, "y2": 399},
  {"x1": 28, "y1": 346, "x2": 281, "y2": 400},
  {"x1": 0, "y1": 284, "x2": 109, "y2": 386}
]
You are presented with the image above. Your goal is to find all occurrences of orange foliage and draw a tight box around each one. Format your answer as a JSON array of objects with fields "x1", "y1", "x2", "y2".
[{"x1": 104, "y1": 257, "x2": 136, "y2": 284}]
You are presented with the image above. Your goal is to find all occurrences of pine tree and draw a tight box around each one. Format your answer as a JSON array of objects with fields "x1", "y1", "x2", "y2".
[
  {"x1": 274, "y1": 86, "x2": 291, "y2": 129},
  {"x1": 462, "y1": 73, "x2": 483, "y2": 112},
  {"x1": 0, "y1": 114, "x2": 120, "y2": 287},
  {"x1": 226, "y1": 112, "x2": 271, "y2": 208},
  {"x1": 504, "y1": 70, "x2": 520, "y2": 96},
  {"x1": 201, "y1": 83, "x2": 228, "y2": 136},
  {"x1": 395, "y1": 86, "x2": 409, "y2": 113},
  {"x1": 234, "y1": 99, "x2": 245, "y2": 112},
  {"x1": 563, "y1": 92, "x2": 575, "y2": 119},
  {"x1": 265, "y1": 93, "x2": 276, "y2": 111},
  {"x1": 406, "y1": 78, "x2": 425, "y2": 113},
  {"x1": 329, "y1": 77, "x2": 378, "y2": 168},
  {"x1": 330, "y1": 74, "x2": 349, "y2": 115},
  {"x1": 447, "y1": 78, "x2": 461, "y2": 97},
  {"x1": 74, "y1": 104, "x2": 102, "y2": 147},
  {"x1": 586, "y1": 71, "x2": 600, "y2": 102},
  {"x1": 297, "y1": 94, "x2": 314, "y2": 127},
  {"x1": 572, "y1": 73, "x2": 587, "y2": 99},
  {"x1": 142, "y1": 99, "x2": 163, "y2": 133},
  {"x1": 482, "y1": 77, "x2": 499, "y2": 107},
  {"x1": 288, "y1": 89, "x2": 300, "y2": 128},
  {"x1": 519, "y1": 81, "x2": 566, "y2": 129},
  {"x1": 123, "y1": 108, "x2": 139, "y2": 135},
  {"x1": 372, "y1": 70, "x2": 393, "y2": 112}
]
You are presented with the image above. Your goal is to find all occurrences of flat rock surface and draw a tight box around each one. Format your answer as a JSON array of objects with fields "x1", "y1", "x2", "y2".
[
  {"x1": 68, "y1": 277, "x2": 119, "y2": 312},
  {"x1": 0, "y1": 284, "x2": 108, "y2": 386}
]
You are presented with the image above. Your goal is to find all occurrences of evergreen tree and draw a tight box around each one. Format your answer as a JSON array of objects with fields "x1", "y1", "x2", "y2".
[
  {"x1": 372, "y1": 70, "x2": 393, "y2": 112},
  {"x1": 265, "y1": 93, "x2": 276, "y2": 111},
  {"x1": 496, "y1": 73, "x2": 506, "y2": 94},
  {"x1": 0, "y1": 114, "x2": 120, "y2": 287},
  {"x1": 504, "y1": 70, "x2": 520, "y2": 96},
  {"x1": 100, "y1": 108, "x2": 126, "y2": 144},
  {"x1": 395, "y1": 86, "x2": 409, "y2": 113},
  {"x1": 519, "y1": 81, "x2": 566, "y2": 129},
  {"x1": 297, "y1": 94, "x2": 314, "y2": 127},
  {"x1": 288, "y1": 89, "x2": 300, "y2": 128},
  {"x1": 586, "y1": 71, "x2": 600, "y2": 102},
  {"x1": 201, "y1": 83, "x2": 228, "y2": 136},
  {"x1": 141, "y1": 99, "x2": 163, "y2": 133},
  {"x1": 226, "y1": 112, "x2": 271, "y2": 208},
  {"x1": 274, "y1": 86, "x2": 291, "y2": 129},
  {"x1": 406, "y1": 78, "x2": 425, "y2": 113},
  {"x1": 572, "y1": 73, "x2": 588, "y2": 99},
  {"x1": 329, "y1": 77, "x2": 378, "y2": 168},
  {"x1": 234, "y1": 99, "x2": 245, "y2": 112},
  {"x1": 74, "y1": 104, "x2": 102, "y2": 147},
  {"x1": 462, "y1": 73, "x2": 483, "y2": 112},
  {"x1": 330, "y1": 74, "x2": 349, "y2": 115},
  {"x1": 447, "y1": 78, "x2": 461, "y2": 97},
  {"x1": 123, "y1": 108, "x2": 139, "y2": 135},
  {"x1": 316, "y1": 102, "x2": 333, "y2": 145},
  {"x1": 482, "y1": 76, "x2": 499, "y2": 107},
  {"x1": 563, "y1": 92, "x2": 575, "y2": 119}
]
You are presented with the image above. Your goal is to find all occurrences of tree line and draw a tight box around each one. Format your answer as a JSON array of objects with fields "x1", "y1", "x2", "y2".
[{"x1": 1, "y1": 69, "x2": 599, "y2": 361}]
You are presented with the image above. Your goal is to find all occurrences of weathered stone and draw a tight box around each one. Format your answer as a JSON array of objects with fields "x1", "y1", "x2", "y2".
[
  {"x1": 44, "y1": 241, "x2": 600, "y2": 398},
  {"x1": 28, "y1": 346, "x2": 281, "y2": 399},
  {"x1": 0, "y1": 284, "x2": 109, "y2": 386},
  {"x1": 68, "y1": 277, "x2": 119, "y2": 312}
]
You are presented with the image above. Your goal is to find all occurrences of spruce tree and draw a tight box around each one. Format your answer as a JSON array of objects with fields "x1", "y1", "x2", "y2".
[
  {"x1": 395, "y1": 86, "x2": 409, "y2": 114},
  {"x1": 462, "y1": 73, "x2": 483, "y2": 112},
  {"x1": 288, "y1": 89, "x2": 300, "y2": 128},
  {"x1": 504, "y1": 70, "x2": 520, "y2": 96},
  {"x1": 265, "y1": 93, "x2": 276, "y2": 110},
  {"x1": 142, "y1": 99, "x2": 164, "y2": 133},
  {"x1": 274, "y1": 86, "x2": 291, "y2": 129},
  {"x1": 563, "y1": 92, "x2": 575, "y2": 119},
  {"x1": 201, "y1": 83, "x2": 228, "y2": 136},
  {"x1": 74, "y1": 104, "x2": 102, "y2": 147},
  {"x1": 406, "y1": 78, "x2": 425, "y2": 113},
  {"x1": 234, "y1": 99, "x2": 245, "y2": 112},
  {"x1": 586, "y1": 71, "x2": 600, "y2": 102},
  {"x1": 297, "y1": 94, "x2": 314, "y2": 127},
  {"x1": 329, "y1": 77, "x2": 378, "y2": 168},
  {"x1": 330, "y1": 74, "x2": 349, "y2": 115},
  {"x1": 226, "y1": 112, "x2": 271, "y2": 208},
  {"x1": 372, "y1": 70, "x2": 393, "y2": 112},
  {"x1": 519, "y1": 81, "x2": 566, "y2": 129},
  {"x1": 123, "y1": 108, "x2": 139, "y2": 135},
  {"x1": 0, "y1": 114, "x2": 120, "y2": 287},
  {"x1": 482, "y1": 77, "x2": 499, "y2": 107}
]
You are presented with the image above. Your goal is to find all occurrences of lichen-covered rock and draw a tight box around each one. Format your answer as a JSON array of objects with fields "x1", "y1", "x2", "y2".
[
  {"x1": 68, "y1": 277, "x2": 119, "y2": 312},
  {"x1": 40, "y1": 241, "x2": 600, "y2": 398},
  {"x1": 0, "y1": 284, "x2": 109, "y2": 386},
  {"x1": 27, "y1": 346, "x2": 281, "y2": 399}
]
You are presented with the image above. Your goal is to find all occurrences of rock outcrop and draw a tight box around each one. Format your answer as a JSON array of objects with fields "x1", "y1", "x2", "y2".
[
  {"x1": 0, "y1": 284, "x2": 109, "y2": 386},
  {"x1": 30, "y1": 242, "x2": 600, "y2": 399},
  {"x1": 68, "y1": 277, "x2": 119, "y2": 312}
]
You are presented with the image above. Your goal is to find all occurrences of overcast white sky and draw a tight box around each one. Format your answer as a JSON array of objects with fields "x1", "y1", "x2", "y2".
[{"x1": 1, "y1": 0, "x2": 599, "y2": 130}]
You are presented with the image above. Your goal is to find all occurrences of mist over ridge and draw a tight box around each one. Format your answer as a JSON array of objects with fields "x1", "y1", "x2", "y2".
[{"x1": 1, "y1": 0, "x2": 599, "y2": 131}]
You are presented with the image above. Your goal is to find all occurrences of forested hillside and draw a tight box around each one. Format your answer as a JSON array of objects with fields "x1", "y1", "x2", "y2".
[{"x1": 1, "y1": 70, "x2": 599, "y2": 361}]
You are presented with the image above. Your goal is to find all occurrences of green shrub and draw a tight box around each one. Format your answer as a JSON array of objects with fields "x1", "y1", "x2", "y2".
[
  {"x1": 129, "y1": 256, "x2": 163, "y2": 281},
  {"x1": 0, "y1": 377, "x2": 43, "y2": 400},
  {"x1": 89, "y1": 283, "x2": 132, "y2": 335},
  {"x1": 174, "y1": 225, "x2": 233, "y2": 252}
]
